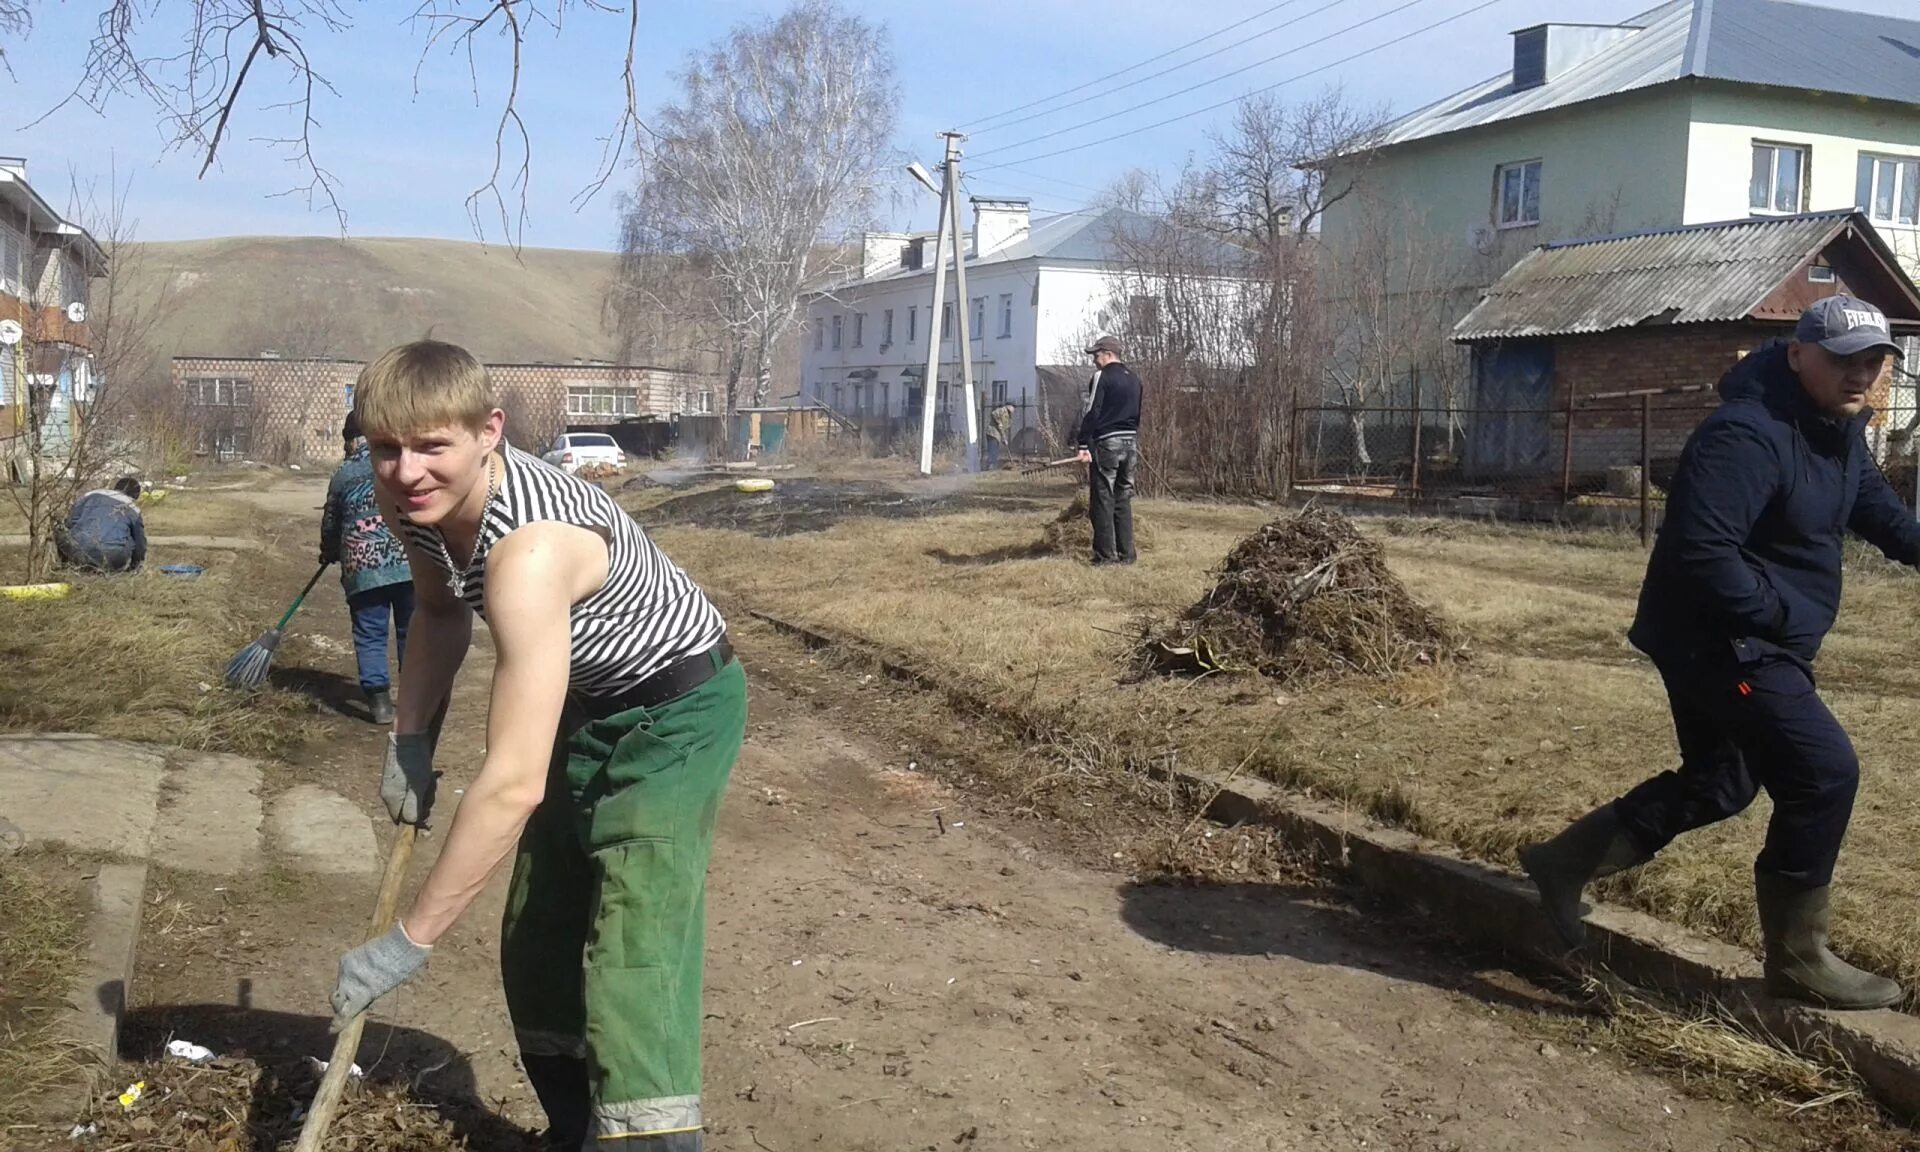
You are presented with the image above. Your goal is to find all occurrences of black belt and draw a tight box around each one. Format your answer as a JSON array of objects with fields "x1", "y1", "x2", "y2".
[{"x1": 572, "y1": 635, "x2": 734, "y2": 719}]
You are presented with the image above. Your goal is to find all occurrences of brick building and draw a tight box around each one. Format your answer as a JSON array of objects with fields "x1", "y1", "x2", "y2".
[
  {"x1": 1452, "y1": 210, "x2": 1920, "y2": 488},
  {"x1": 171, "y1": 355, "x2": 717, "y2": 464}
]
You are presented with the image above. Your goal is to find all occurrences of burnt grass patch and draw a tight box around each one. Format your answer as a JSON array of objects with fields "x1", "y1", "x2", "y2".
[{"x1": 636, "y1": 479, "x2": 1047, "y2": 537}]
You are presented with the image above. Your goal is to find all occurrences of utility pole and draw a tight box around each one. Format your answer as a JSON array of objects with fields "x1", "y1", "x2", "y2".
[{"x1": 919, "y1": 131, "x2": 977, "y2": 476}]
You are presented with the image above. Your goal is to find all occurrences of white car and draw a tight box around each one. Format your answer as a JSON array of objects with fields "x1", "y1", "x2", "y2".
[{"x1": 542, "y1": 432, "x2": 627, "y2": 473}]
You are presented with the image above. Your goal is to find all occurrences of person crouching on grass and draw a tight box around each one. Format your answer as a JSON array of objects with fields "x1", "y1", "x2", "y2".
[{"x1": 324, "y1": 340, "x2": 744, "y2": 1150}]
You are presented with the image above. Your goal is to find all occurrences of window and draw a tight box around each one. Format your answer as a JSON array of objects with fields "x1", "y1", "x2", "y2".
[
  {"x1": 991, "y1": 380, "x2": 1008, "y2": 405},
  {"x1": 1809, "y1": 264, "x2": 1837, "y2": 283},
  {"x1": 877, "y1": 381, "x2": 890, "y2": 415},
  {"x1": 970, "y1": 297, "x2": 985, "y2": 338},
  {"x1": 0, "y1": 217, "x2": 22, "y2": 292},
  {"x1": 831, "y1": 314, "x2": 843, "y2": 350},
  {"x1": 1495, "y1": 160, "x2": 1542, "y2": 228},
  {"x1": 691, "y1": 390, "x2": 714, "y2": 415},
  {"x1": 907, "y1": 306, "x2": 918, "y2": 342},
  {"x1": 882, "y1": 308, "x2": 895, "y2": 345},
  {"x1": 814, "y1": 318, "x2": 824, "y2": 350},
  {"x1": 565, "y1": 384, "x2": 639, "y2": 418},
  {"x1": 1859, "y1": 153, "x2": 1920, "y2": 227},
  {"x1": 852, "y1": 383, "x2": 865, "y2": 415},
  {"x1": 1750, "y1": 143, "x2": 1808, "y2": 213},
  {"x1": 941, "y1": 302, "x2": 953, "y2": 341},
  {"x1": 998, "y1": 294, "x2": 1013, "y2": 338},
  {"x1": 186, "y1": 376, "x2": 253, "y2": 407},
  {"x1": 853, "y1": 312, "x2": 865, "y2": 347}
]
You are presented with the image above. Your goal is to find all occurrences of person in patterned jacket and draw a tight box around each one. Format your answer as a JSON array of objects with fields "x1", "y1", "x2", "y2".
[
  {"x1": 325, "y1": 341, "x2": 742, "y2": 1151},
  {"x1": 320, "y1": 411, "x2": 415, "y2": 723}
]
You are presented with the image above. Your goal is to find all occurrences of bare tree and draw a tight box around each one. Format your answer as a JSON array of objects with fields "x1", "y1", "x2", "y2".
[
  {"x1": 7, "y1": 1, "x2": 650, "y2": 243},
  {"x1": 4, "y1": 172, "x2": 166, "y2": 581},
  {"x1": 608, "y1": 0, "x2": 896, "y2": 438},
  {"x1": 1075, "y1": 89, "x2": 1381, "y2": 497}
]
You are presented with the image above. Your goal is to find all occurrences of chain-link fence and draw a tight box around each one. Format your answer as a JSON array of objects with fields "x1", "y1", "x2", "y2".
[{"x1": 1292, "y1": 385, "x2": 1725, "y2": 544}]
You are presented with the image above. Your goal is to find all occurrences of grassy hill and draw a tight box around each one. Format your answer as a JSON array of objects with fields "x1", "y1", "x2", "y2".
[{"x1": 122, "y1": 235, "x2": 623, "y2": 367}]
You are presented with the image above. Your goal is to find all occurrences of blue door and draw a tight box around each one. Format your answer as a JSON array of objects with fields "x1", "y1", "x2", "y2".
[{"x1": 1469, "y1": 342, "x2": 1554, "y2": 477}]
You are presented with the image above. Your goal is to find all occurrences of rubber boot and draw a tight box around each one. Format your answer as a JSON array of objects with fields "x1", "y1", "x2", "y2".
[
  {"x1": 1755, "y1": 874, "x2": 1902, "y2": 1010},
  {"x1": 521, "y1": 1053, "x2": 591, "y2": 1150},
  {"x1": 366, "y1": 688, "x2": 395, "y2": 725},
  {"x1": 1517, "y1": 804, "x2": 1650, "y2": 949}
]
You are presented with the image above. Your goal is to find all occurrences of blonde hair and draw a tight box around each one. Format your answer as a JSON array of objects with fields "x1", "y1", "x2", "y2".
[{"x1": 352, "y1": 340, "x2": 495, "y2": 438}]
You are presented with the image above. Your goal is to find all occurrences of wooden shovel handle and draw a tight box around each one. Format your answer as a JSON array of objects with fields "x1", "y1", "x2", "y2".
[{"x1": 292, "y1": 822, "x2": 418, "y2": 1152}]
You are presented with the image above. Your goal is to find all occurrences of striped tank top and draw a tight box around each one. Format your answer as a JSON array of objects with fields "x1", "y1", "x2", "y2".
[{"x1": 397, "y1": 443, "x2": 726, "y2": 698}]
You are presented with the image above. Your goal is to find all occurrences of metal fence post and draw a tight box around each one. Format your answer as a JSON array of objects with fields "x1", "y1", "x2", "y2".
[
  {"x1": 1409, "y1": 366, "x2": 1424, "y2": 497},
  {"x1": 1561, "y1": 385, "x2": 1577, "y2": 504},
  {"x1": 1640, "y1": 392, "x2": 1653, "y2": 549}
]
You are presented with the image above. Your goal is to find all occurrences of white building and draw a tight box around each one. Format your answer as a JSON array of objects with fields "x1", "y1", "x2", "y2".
[
  {"x1": 799, "y1": 199, "x2": 1195, "y2": 442},
  {"x1": 1, "y1": 155, "x2": 106, "y2": 465}
]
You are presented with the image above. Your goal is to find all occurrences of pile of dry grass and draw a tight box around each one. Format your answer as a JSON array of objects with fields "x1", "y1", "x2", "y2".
[
  {"x1": 63, "y1": 1055, "x2": 537, "y2": 1151},
  {"x1": 1137, "y1": 507, "x2": 1462, "y2": 683},
  {"x1": 1037, "y1": 491, "x2": 1157, "y2": 557}
]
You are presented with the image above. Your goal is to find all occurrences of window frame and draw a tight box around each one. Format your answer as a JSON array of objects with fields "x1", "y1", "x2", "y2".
[
  {"x1": 1494, "y1": 159, "x2": 1543, "y2": 230},
  {"x1": 997, "y1": 294, "x2": 1013, "y2": 339},
  {"x1": 1750, "y1": 141, "x2": 1809, "y2": 215},
  {"x1": 831, "y1": 314, "x2": 843, "y2": 350},
  {"x1": 1859, "y1": 152, "x2": 1920, "y2": 228},
  {"x1": 882, "y1": 307, "x2": 895, "y2": 345}
]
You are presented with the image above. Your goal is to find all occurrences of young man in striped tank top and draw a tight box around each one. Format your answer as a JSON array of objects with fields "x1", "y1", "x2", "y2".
[{"x1": 323, "y1": 341, "x2": 745, "y2": 1150}]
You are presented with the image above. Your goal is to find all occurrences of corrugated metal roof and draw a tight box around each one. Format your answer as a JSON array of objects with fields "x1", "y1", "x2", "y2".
[
  {"x1": 1451, "y1": 210, "x2": 1856, "y2": 340},
  {"x1": 1378, "y1": 0, "x2": 1920, "y2": 150}
]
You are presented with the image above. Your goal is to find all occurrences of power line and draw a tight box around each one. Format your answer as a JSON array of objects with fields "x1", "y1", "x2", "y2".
[
  {"x1": 972, "y1": 0, "x2": 1514, "y2": 174},
  {"x1": 957, "y1": 0, "x2": 1310, "y2": 132},
  {"x1": 970, "y1": 0, "x2": 1436, "y2": 161},
  {"x1": 967, "y1": 0, "x2": 1359, "y2": 138}
]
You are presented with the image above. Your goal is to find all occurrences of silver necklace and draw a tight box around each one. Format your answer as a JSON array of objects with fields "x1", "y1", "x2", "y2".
[{"x1": 434, "y1": 453, "x2": 499, "y2": 599}]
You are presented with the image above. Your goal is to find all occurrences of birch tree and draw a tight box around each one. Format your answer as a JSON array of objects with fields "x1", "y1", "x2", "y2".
[{"x1": 609, "y1": 0, "x2": 896, "y2": 428}]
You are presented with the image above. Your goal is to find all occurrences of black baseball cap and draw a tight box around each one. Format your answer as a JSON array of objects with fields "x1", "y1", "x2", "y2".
[{"x1": 1795, "y1": 295, "x2": 1903, "y2": 358}]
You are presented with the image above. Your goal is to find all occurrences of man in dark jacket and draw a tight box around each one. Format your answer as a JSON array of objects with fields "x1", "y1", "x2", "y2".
[
  {"x1": 1076, "y1": 334, "x2": 1142, "y2": 565},
  {"x1": 57, "y1": 476, "x2": 147, "y2": 573},
  {"x1": 1521, "y1": 296, "x2": 1920, "y2": 1010}
]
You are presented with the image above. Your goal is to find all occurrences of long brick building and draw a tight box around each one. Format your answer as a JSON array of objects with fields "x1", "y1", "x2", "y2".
[{"x1": 171, "y1": 355, "x2": 717, "y2": 464}]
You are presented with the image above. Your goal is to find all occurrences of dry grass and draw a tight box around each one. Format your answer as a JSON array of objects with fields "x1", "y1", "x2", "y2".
[
  {"x1": 0, "y1": 853, "x2": 89, "y2": 1127},
  {"x1": 0, "y1": 553, "x2": 325, "y2": 757},
  {"x1": 655, "y1": 498, "x2": 1920, "y2": 993}
]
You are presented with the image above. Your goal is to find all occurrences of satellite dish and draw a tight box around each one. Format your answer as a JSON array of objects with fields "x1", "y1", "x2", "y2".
[
  {"x1": 0, "y1": 319, "x2": 21, "y2": 346},
  {"x1": 66, "y1": 302, "x2": 87, "y2": 324}
]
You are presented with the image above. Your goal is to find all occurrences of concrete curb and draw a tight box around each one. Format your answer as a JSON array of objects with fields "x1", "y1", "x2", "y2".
[
  {"x1": 742, "y1": 608, "x2": 1920, "y2": 1121},
  {"x1": 56, "y1": 861, "x2": 147, "y2": 1116}
]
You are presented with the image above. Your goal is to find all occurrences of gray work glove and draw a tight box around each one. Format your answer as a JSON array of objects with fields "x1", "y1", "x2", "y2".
[
  {"x1": 380, "y1": 732, "x2": 439, "y2": 826},
  {"x1": 329, "y1": 922, "x2": 431, "y2": 1032}
]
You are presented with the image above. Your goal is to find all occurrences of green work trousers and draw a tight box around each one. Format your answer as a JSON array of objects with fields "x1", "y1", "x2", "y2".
[{"x1": 500, "y1": 655, "x2": 746, "y2": 1150}]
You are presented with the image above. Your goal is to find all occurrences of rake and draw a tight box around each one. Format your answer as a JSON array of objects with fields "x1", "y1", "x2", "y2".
[
  {"x1": 1019, "y1": 455, "x2": 1084, "y2": 477},
  {"x1": 223, "y1": 564, "x2": 329, "y2": 690}
]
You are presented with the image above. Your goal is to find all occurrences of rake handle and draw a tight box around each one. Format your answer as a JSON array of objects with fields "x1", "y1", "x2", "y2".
[
  {"x1": 277, "y1": 565, "x2": 331, "y2": 631},
  {"x1": 294, "y1": 821, "x2": 418, "y2": 1152}
]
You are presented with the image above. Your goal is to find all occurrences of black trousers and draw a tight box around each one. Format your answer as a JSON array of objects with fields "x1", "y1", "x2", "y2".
[
  {"x1": 1088, "y1": 434, "x2": 1138, "y2": 562},
  {"x1": 1612, "y1": 645, "x2": 1859, "y2": 889}
]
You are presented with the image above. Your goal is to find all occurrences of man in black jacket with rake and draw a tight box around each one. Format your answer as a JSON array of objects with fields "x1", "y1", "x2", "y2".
[{"x1": 1077, "y1": 334, "x2": 1142, "y2": 565}]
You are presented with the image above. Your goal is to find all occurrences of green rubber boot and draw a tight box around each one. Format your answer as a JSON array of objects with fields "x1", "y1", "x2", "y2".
[
  {"x1": 1518, "y1": 804, "x2": 1650, "y2": 950},
  {"x1": 1755, "y1": 874, "x2": 1902, "y2": 1010}
]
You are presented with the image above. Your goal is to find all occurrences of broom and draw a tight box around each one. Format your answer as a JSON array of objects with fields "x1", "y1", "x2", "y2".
[{"x1": 224, "y1": 564, "x2": 329, "y2": 689}]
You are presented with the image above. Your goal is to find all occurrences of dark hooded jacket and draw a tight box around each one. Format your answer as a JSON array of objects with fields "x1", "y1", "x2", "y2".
[{"x1": 1629, "y1": 341, "x2": 1920, "y2": 665}]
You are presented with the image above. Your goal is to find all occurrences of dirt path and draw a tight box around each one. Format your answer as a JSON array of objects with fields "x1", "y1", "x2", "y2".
[{"x1": 105, "y1": 479, "x2": 1832, "y2": 1150}]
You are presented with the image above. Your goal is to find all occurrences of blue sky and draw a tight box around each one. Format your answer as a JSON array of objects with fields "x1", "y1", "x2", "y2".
[{"x1": 3, "y1": 0, "x2": 1912, "y2": 250}]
